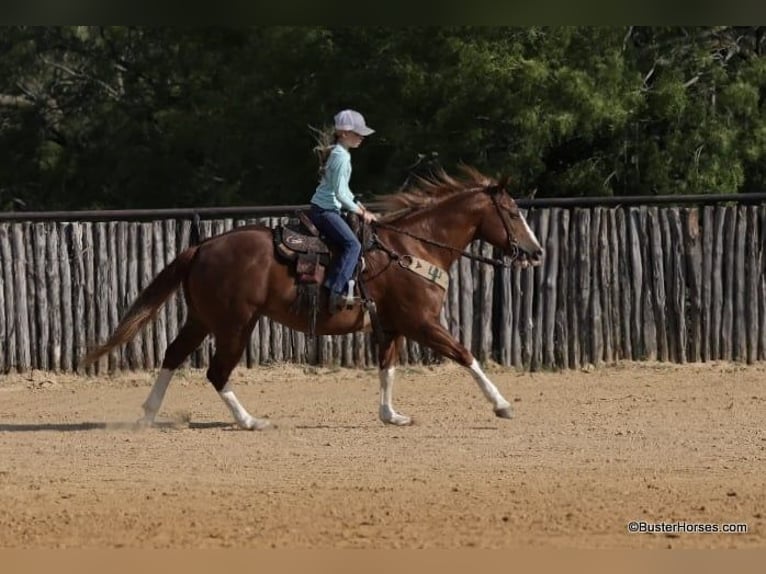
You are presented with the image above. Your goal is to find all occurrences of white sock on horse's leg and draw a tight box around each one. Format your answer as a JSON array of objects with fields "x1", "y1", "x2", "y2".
[
  {"x1": 465, "y1": 359, "x2": 512, "y2": 417},
  {"x1": 378, "y1": 367, "x2": 412, "y2": 425},
  {"x1": 140, "y1": 368, "x2": 173, "y2": 424},
  {"x1": 219, "y1": 382, "x2": 271, "y2": 430}
]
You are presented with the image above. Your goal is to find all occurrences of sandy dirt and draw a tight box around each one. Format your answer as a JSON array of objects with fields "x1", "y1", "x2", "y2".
[{"x1": 0, "y1": 361, "x2": 764, "y2": 549}]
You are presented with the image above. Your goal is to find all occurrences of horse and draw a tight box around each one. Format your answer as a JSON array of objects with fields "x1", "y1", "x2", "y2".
[{"x1": 80, "y1": 166, "x2": 544, "y2": 430}]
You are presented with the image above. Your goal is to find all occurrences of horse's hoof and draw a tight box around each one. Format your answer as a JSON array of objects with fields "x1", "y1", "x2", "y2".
[
  {"x1": 242, "y1": 417, "x2": 272, "y2": 431},
  {"x1": 379, "y1": 406, "x2": 413, "y2": 426},
  {"x1": 135, "y1": 417, "x2": 154, "y2": 429},
  {"x1": 389, "y1": 414, "x2": 413, "y2": 426},
  {"x1": 494, "y1": 407, "x2": 513, "y2": 419}
]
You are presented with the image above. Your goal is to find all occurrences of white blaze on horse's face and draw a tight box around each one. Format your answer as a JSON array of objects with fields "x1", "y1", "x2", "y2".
[{"x1": 514, "y1": 208, "x2": 544, "y2": 267}]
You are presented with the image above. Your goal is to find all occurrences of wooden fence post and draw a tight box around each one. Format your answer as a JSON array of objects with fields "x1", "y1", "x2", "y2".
[{"x1": 1, "y1": 204, "x2": 765, "y2": 373}]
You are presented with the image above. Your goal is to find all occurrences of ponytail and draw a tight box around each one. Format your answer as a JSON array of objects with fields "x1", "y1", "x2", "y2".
[{"x1": 310, "y1": 125, "x2": 338, "y2": 181}]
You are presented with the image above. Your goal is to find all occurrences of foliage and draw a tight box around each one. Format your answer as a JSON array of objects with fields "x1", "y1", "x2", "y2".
[{"x1": 1, "y1": 26, "x2": 765, "y2": 210}]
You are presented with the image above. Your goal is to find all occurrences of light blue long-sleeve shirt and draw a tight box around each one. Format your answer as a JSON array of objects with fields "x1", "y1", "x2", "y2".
[{"x1": 310, "y1": 145, "x2": 361, "y2": 213}]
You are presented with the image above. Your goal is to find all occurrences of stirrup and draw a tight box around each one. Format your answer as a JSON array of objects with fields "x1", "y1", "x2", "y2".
[{"x1": 329, "y1": 292, "x2": 360, "y2": 314}]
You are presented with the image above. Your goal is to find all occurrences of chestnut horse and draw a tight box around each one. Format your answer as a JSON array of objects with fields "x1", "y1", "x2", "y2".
[{"x1": 81, "y1": 167, "x2": 544, "y2": 429}]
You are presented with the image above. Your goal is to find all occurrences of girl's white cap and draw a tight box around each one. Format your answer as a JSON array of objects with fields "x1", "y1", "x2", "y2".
[{"x1": 334, "y1": 109, "x2": 375, "y2": 136}]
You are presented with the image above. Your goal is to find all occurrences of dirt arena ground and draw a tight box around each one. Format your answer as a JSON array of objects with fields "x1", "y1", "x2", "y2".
[{"x1": 0, "y1": 361, "x2": 764, "y2": 549}]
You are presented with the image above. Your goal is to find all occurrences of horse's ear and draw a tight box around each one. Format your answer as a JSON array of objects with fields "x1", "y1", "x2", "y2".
[{"x1": 498, "y1": 174, "x2": 512, "y2": 190}]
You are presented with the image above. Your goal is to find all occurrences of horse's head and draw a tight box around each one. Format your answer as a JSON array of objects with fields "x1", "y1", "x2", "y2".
[
  {"x1": 476, "y1": 175, "x2": 544, "y2": 268},
  {"x1": 377, "y1": 166, "x2": 544, "y2": 269}
]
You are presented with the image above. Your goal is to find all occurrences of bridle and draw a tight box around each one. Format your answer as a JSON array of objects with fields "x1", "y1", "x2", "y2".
[
  {"x1": 488, "y1": 186, "x2": 521, "y2": 262},
  {"x1": 371, "y1": 185, "x2": 524, "y2": 269}
]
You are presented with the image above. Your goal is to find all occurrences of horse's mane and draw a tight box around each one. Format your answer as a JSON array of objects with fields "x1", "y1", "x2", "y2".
[{"x1": 377, "y1": 165, "x2": 497, "y2": 222}]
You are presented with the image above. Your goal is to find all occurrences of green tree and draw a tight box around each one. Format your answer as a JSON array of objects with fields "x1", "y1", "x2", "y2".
[{"x1": 2, "y1": 26, "x2": 766, "y2": 211}]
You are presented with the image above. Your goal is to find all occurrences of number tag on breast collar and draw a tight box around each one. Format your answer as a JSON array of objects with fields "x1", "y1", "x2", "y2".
[{"x1": 399, "y1": 255, "x2": 449, "y2": 290}]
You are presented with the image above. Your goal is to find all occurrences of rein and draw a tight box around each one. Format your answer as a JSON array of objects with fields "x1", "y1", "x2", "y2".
[
  {"x1": 371, "y1": 205, "x2": 520, "y2": 269},
  {"x1": 371, "y1": 223, "x2": 518, "y2": 268}
]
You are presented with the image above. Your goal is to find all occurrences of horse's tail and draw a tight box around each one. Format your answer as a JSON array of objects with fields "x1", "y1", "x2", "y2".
[{"x1": 80, "y1": 245, "x2": 199, "y2": 368}]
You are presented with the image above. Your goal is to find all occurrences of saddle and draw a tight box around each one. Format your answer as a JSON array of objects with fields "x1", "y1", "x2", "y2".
[
  {"x1": 273, "y1": 211, "x2": 332, "y2": 285},
  {"x1": 273, "y1": 210, "x2": 382, "y2": 339},
  {"x1": 274, "y1": 210, "x2": 373, "y2": 286}
]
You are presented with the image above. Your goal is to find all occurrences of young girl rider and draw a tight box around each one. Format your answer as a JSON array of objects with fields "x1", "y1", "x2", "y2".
[{"x1": 308, "y1": 109, "x2": 378, "y2": 313}]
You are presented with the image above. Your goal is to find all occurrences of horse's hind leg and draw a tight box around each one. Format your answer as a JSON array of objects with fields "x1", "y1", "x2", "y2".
[
  {"x1": 378, "y1": 334, "x2": 412, "y2": 426},
  {"x1": 139, "y1": 318, "x2": 208, "y2": 426},
  {"x1": 410, "y1": 321, "x2": 513, "y2": 419},
  {"x1": 207, "y1": 323, "x2": 269, "y2": 431}
]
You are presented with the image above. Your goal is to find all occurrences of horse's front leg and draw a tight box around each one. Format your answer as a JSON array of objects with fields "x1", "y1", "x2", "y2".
[
  {"x1": 412, "y1": 321, "x2": 513, "y2": 419},
  {"x1": 378, "y1": 334, "x2": 412, "y2": 426},
  {"x1": 466, "y1": 357, "x2": 513, "y2": 418}
]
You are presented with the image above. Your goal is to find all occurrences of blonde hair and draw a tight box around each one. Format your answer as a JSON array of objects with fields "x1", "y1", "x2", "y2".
[{"x1": 309, "y1": 125, "x2": 338, "y2": 180}]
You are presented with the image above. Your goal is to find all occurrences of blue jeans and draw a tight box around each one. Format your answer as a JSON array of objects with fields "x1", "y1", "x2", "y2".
[{"x1": 308, "y1": 204, "x2": 361, "y2": 295}]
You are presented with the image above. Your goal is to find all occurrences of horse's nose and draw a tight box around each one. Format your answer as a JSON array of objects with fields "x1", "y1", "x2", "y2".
[{"x1": 533, "y1": 248, "x2": 544, "y2": 260}]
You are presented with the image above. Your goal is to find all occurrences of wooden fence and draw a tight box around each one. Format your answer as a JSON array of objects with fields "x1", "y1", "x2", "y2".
[{"x1": 1, "y1": 204, "x2": 765, "y2": 374}]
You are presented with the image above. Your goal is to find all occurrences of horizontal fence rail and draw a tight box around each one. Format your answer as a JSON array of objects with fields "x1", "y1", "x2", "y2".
[
  {"x1": 1, "y1": 204, "x2": 766, "y2": 373},
  {"x1": 3, "y1": 192, "x2": 766, "y2": 222}
]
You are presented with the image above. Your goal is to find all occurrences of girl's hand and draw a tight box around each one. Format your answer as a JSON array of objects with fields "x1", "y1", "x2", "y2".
[{"x1": 361, "y1": 208, "x2": 378, "y2": 224}]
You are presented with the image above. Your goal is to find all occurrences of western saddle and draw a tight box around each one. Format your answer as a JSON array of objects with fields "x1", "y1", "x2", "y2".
[
  {"x1": 273, "y1": 211, "x2": 376, "y2": 334},
  {"x1": 273, "y1": 211, "x2": 332, "y2": 286}
]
